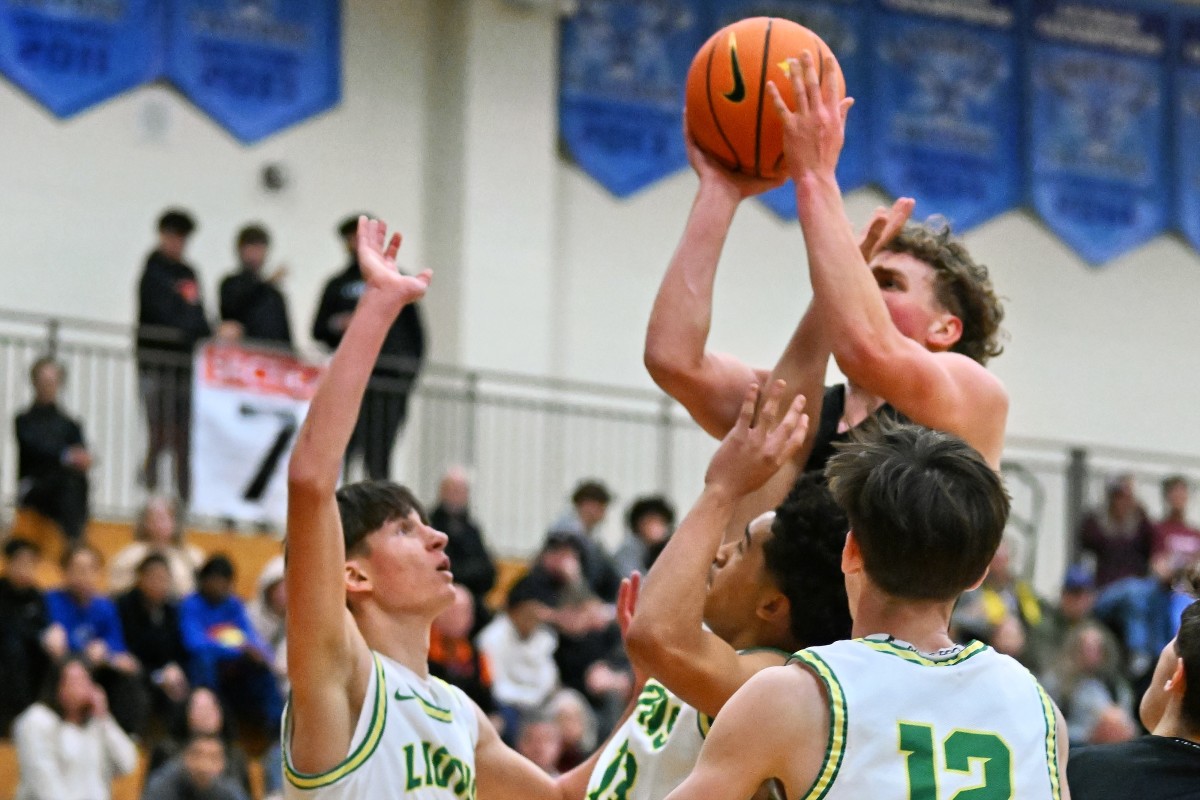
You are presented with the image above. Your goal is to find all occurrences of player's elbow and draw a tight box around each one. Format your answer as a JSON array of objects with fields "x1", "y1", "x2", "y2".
[
  {"x1": 625, "y1": 618, "x2": 689, "y2": 671},
  {"x1": 832, "y1": 327, "x2": 894, "y2": 380}
]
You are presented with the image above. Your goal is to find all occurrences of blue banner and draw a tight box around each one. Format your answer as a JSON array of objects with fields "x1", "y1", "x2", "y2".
[
  {"x1": 1177, "y1": 16, "x2": 1200, "y2": 253},
  {"x1": 702, "y1": 1, "x2": 870, "y2": 220},
  {"x1": 166, "y1": 0, "x2": 340, "y2": 144},
  {"x1": 869, "y1": 0, "x2": 1022, "y2": 232},
  {"x1": 0, "y1": 0, "x2": 163, "y2": 117},
  {"x1": 1028, "y1": 0, "x2": 1169, "y2": 265},
  {"x1": 560, "y1": 0, "x2": 703, "y2": 197}
]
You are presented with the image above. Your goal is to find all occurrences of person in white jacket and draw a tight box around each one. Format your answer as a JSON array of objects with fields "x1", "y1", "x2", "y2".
[
  {"x1": 13, "y1": 657, "x2": 138, "y2": 800},
  {"x1": 476, "y1": 576, "x2": 560, "y2": 734}
]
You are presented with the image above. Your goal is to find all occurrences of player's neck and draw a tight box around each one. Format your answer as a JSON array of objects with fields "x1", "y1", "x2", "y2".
[
  {"x1": 851, "y1": 591, "x2": 956, "y2": 653},
  {"x1": 356, "y1": 607, "x2": 435, "y2": 678},
  {"x1": 1152, "y1": 704, "x2": 1200, "y2": 744}
]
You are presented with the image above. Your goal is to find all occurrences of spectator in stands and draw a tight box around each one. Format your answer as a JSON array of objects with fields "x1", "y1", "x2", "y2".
[
  {"x1": 613, "y1": 495, "x2": 675, "y2": 577},
  {"x1": 246, "y1": 555, "x2": 287, "y2": 680},
  {"x1": 952, "y1": 533, "x2": 1053, "y2": 672},
  {"x1": 428, "y1": 583, "x2": 497, "y2": 715},
  {"x1": 547, "y1": 479, "x2": 621, "y2": 602},
  {"x1": 1095, "y1": 551, "x2": 1194, "y2": 684},
  {"x1": 1039, "y1": 564, "x2": 1112, "y2": 677},
  {"x1": 46, "y1": 544, "x2": 148, "y2": 733},
  {"x1": 548, "y1": 688, "x2": 597, "y2": 773},
  {"x1": 142, "y1": 733, "x2": 249, "y2": 800},
  {"x1": 1045, "y1": 621, "x2": 1137, "y2": 747},
  {"x1": 312, "y1": 214, "x2": 426, "y2": 480},
  {"x1": 430, "y1": 466, "x2": 497, "y2": 630},
  {"x1": 116, "y1": 553, "x2": 190, "y2": 727},
  {"x1": 1079, "y1": 474, "x2": 1155, "y2": 588},
  {"x1": 516, "y1": 714, "x2": 564, "y2": 777},
  {"x1": 137, "y1": 208, "x2": 211, "y2": 502},
  {"x1": 218, "y1": 224, "x2": 293, "y2": 350},
  {"x1": 1067, "y1": 599, "x2": 1200, "y2": 799},
  {"x1": 14, "y1": 356, "x2": 92, "y2": 543},
  {"x1": 149, "y1": 687, "x2": 252, "y2": 797},
  {"x1": 109, "y1": 495, "x2": 204, "y2": 597},
  {"x1": 476, "y1": 576, "x2": 560, "y2": 738},
  {"x1": 0, "y1": 538, "x2": 66, "y2": 734},
  {"x1": 179, "y1": 554, "x2": 281, "y2": 734},
  {"x1": 1153, "y1": 475, "x2": 1200, "y2": 572},
  {"x1": 12, "y1": 657, "x2": 138, "y2": 800}
]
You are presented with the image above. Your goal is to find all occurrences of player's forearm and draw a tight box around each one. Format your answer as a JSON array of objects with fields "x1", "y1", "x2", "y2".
[
  {"x1": 289, "y1": 291, "x2": 405, "y2": 490},
  {"x1": 627, "y1": 486, "x2": 737, "y2": 658},
  {"x1": 644, "y1": 185, "x2": 739, "y2": 382},
  {"x1": 795, "y1": 172, "x2": 897, "y2": 365}
]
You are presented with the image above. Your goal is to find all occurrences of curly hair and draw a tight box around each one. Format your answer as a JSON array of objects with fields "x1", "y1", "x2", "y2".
[
  {"x1": 883, "y1": 218, "x2": 1005, "y2": 364},
  {"x1": 762, "y1": 473, "x2": 852, "y2": 649}
]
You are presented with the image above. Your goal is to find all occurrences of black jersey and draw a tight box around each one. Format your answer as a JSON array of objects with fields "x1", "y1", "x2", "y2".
[
  {"x1": 1067, "y1": 735, "x2": 1200, "y2": 800},
  {"x1": 803, "y1": 384, "x2": 905, "y2": 475}
]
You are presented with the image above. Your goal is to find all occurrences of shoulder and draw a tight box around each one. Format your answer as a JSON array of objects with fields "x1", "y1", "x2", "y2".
[{"x1": 14, "y1": 703, "x2": 58, "y2": 735}]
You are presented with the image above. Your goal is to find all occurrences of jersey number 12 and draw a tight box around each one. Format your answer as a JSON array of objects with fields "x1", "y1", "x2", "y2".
[{"x1": 898, "y1": 722, "x2": 1012, "y2": 800}]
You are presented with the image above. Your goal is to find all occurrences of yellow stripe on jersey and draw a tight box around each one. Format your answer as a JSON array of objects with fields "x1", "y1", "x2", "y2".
[
  {"x1": 791, "y1": 650, "x2": 847, "y2": 800},
  {"x1": 284, "y1": 654, "x2": 389, "y2": 790},
  {"x1": 857, "y1": 638, "x2": 988, "y2": 667},
  {"x1": 1036, "y1": 684, "x2": 1063, "y2": 800}
]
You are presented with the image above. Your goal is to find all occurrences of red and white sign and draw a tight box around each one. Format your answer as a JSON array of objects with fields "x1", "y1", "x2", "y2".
[{"x1": 191, "y1": 342, "x2": 325, "y2": 528}]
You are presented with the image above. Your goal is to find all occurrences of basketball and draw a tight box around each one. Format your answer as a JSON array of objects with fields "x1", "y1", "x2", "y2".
[{"x1": 685, "y1": 17, "x2": 845, "y2": 179}]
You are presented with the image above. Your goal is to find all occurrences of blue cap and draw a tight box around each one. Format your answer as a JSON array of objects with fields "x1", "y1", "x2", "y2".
[{"x1": 1063, "y1": 564, "x2": 1095, "y2": 592}]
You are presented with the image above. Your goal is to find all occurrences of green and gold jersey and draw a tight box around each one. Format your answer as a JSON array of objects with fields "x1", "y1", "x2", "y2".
[
  {"x1": 791, "y1": 636, "x2": 1062, "y2": 800},
  {"x1": 585, "y1": 678, "x2": 715, "y2": 800},
  {"x1": 283, "y1": 651, "x2": 480, "y2": 800}
]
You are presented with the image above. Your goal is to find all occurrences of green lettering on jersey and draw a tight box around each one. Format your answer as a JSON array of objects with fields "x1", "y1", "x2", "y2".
[
  {"x1": 587, "y1": 740, "x2": 638, "y2": 800},
  {"x1": 898, "y1": 722, "x2": 1013, "y2": 800},
  {"x1": 633, "y1": 682, "x2": 682, "y2": 750},
  {"x1": 402, "y1": 740, "x2": 476, "y2": 800}
]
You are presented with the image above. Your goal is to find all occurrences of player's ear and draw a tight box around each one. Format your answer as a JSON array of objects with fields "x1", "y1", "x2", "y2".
[
  {"x1": 1166, "y1": 655, "x2": 1186, "y2": 696},
  {"x1": 966, "y1": 565, "x2": 989, "y2": 593},
  {"x1": 841, "y1": 531, "x2": 863, "y2": 575},
  {"x1": 927, "y1": 313, "x2": 962, "y2": 352},
  {"x1": 345, "y1": 559, "x2": 373, "y2": 597},
  {"x1": 757, "y1": 590, "x2": 789, "y2": 629}
]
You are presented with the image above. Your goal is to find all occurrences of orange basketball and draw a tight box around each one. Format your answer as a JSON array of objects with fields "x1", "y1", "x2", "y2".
[{"x1": 685, "y1": 17, "x2": 845, "y2": 179}]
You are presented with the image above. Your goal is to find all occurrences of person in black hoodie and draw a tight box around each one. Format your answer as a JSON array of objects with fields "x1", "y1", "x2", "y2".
[
  {"x1": 218, "y1": 224, "x2": 293, "y2": 350},
  {"x1": 116, "y1": 553, "x2": 190, "y2": 732},
  {"x1": 136, "y1": 208, "x2": 211, "y2": 502},
  {"x1": 14, "y1": 357, "x2": 92, "y2": 542},
  {"x1": 311, "y1": 214, "x2": 426, "y2": 480},
  {"x1": 0, "y1": 538, "x2": 66, "y2": 734}
]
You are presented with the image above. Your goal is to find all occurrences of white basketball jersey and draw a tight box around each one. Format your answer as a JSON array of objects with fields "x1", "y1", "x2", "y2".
[
  {"x1": 585, "y1": 678, "x2": 715, "y2": 800},
  {"x1": 791, "y1": 636, "x2": 1062, "y2": 800},
  {"x1": 283, "y1": 652, "x2": 480, "y2": 800}
]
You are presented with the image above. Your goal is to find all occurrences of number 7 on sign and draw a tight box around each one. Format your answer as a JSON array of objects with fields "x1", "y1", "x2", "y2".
[{"x1": 238, "y1": 404, "x2": 298, "y2": 502}]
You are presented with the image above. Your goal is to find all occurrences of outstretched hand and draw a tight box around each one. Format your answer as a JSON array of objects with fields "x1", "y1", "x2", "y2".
[
  {"x1": 765, "y1": 52, "x2": 853, "y2": 183},
  {"x1": 704, "y1": 380, "x2": 809, "y2": 499},
  {"x1": 617, "y1": 572, "x2": 649, "y2": 691},
  {"x1": 684, "y1": 114, "x2": 785, "y2": 200},
  {"x1": 355, "y1": 217, "x2": 432, "y2": 306},
  {"x1": 859, "y1": 197, "x2": 915, "y2": 263}
]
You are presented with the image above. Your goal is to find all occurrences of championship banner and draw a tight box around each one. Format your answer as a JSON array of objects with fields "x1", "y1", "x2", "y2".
[
  {"x1": 1028, "y1": 0, "x2": 1169, "y2": 265},
  {"x1": 708, "y1": 0, "x2": 871, "y2": 220},
  {"x1": 869, "y1": 0, "x2": 1022, "y2": 232},
  {"x1": 191, "y1": 342, "x2": 323, "y2": 528},
  {"x1": 166, "y1": 0, "x2": 341, "y2": 144},
  {"x1": 559, "y1": 0, "x2": 704, "y2": 197},
  {"x1": 0, "y1": 0, "x2": 163, "y2": 117},
  {"x1": 1177, "y1": 15, "x2": 1200, "y2": 253}
]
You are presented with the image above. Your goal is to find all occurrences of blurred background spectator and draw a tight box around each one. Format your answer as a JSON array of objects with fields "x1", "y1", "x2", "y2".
[
  {"x1": 142, "y1": 733, "x2": 249, "y2": 800},
  {"x1": 108, "y1": 496, "x2": 203, "y2": 597},
  {"x1": 136, "y1": 209, "x2": 209, "y2": 503},
  {"x1": 218, "y1": 224, "x2": 293, "y2": 350},
  {"x1": 12, "y1": 657, "x2": 138, "y2": 800},
  {"x1": 0, "y1": 538, "x2": 65, "y2": 734},
  {"x1": 516, "y1": 714, "x2": 563, "y2": 777},
  {"x1": 547, "y1": 479, "x2": 621, "y2": 603},
  {"x1": 548, "y1": 688, "x2": 597, "y2": 773},
  {"x1": 613, "y1": 495, "x2": 674, "y2": 578},
  {"x1": 429, "y1": 584, "x2": 497, "y2": 719},
  {"x1": 430, "y1": 467, "x2": 496, "y2": 633},
  {"x1": 1078, "y1": 474, "x2": 1154, "y2": 588},
  {"x1": 1043, "y1": 622, "x2": 1137, "y2": 747},
  {"x1": 1152, "y1": 476, "x2": 1200, "y2": 573},
  {"x1": 148, "y1": 687, "x2": 251, "y2": 798},
  {"x1": 15, "y1": 357, "x2": 92, "y2": 544}
]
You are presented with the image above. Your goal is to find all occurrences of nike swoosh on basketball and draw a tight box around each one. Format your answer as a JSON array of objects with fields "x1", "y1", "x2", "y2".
[{"x1": 724, "y1": 33, "x2": 746, "y2": 103}]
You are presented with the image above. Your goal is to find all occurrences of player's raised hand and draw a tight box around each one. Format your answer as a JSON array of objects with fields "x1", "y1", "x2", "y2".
[
  {"x1": 355, "y1": 216, "x2": 432, "y2": 306},
  {"x1": 617, "y1": 571, "x2": 650, "y2": 691},
  {"x1": 684, "y1": 113, "x2": 785, "y2": 200},
  {"x1": 860, "y1": 197, "x2": 916, "y2": 262},
  {"x1": 766, "y1": 51, "x2": 853, "y2": 183},
  {"x1": 704, "y1": 380, "x2": 809, "y2": 499}
]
